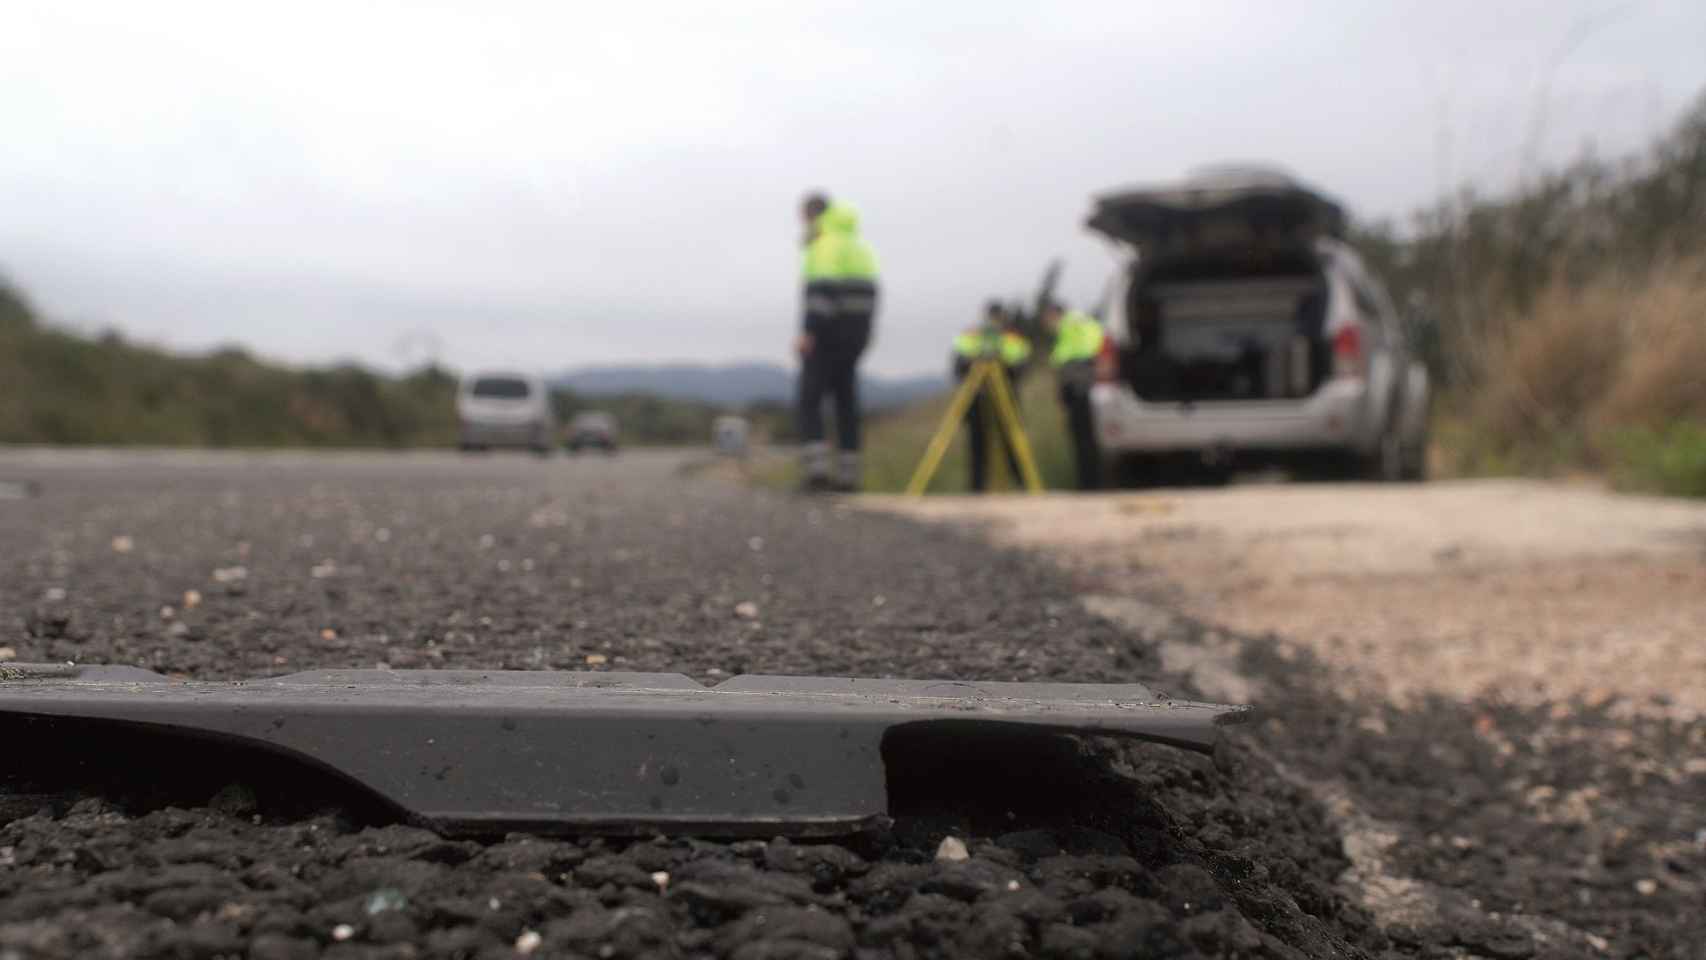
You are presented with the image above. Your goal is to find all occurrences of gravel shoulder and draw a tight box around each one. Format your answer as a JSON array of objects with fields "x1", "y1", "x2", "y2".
[
  {"x1": 866, "y1": 479, "x2": 1706, "y2": 719},
  {"x1": 867, "y1": 479, "x2": 1706, "y2": 958}
]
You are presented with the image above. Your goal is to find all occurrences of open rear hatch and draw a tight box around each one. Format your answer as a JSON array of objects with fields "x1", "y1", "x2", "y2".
[
  {"x1": 1089, "y1": 168, "x2": 1344, "y2": 403},
  {"x1": 1086, "y1": 166, "x2": 1345, "y2": 255}
]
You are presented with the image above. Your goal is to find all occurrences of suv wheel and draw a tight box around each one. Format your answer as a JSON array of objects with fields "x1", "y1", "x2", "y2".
[
  {"x1": 1399, "y1": 424, "x2": 1429, "y2": 482},
  {"x1": 1366, "y1": 428, "x2": 1404, "y2": 482}
]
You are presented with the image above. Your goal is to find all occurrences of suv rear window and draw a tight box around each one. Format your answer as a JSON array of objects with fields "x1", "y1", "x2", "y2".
[{"x1": 470, "y1": 377, "x2": 531, "y2": 399}]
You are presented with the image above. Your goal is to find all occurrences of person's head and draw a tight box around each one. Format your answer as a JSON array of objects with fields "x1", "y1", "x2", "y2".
[
  {"x1": 1041, "y1": 301, "x2": 1065, "y2": 333},
  {"x1": 801, "y1": 192, "x2": 829, "y2": 226},
  {"x1": 800, "y1": 192, "x2": 829, "y2": 246},
  {"x1": 983, "y1": 299, "x2": 1006, "y2": 328}
]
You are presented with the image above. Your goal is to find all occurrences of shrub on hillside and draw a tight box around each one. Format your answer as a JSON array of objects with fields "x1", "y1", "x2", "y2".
[
  {"x1": 0, "y1": 279, "x2": 34, "y2": 331},
  {"x1": 0, "y1": 287, "x2": 461, "y2": 447},
  {"x1": 1356, "y1": 88, "x2": 1706, "y2": 493}
]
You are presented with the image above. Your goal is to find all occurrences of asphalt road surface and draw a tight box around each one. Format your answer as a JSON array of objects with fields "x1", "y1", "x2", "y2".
[{"x1": 0, "y1": 450, "x2": 1693, "y2": 959}]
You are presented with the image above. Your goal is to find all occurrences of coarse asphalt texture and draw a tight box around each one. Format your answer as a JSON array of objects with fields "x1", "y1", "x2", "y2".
[{"x1": 0, "y1": 450, "x2": 1696, "y2": 959}]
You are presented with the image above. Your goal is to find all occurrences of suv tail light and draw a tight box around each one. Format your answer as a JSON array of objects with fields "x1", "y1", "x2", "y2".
[
  {"x1": 1095, "y1": 338, "x2": 1119, "y2": 383},
  {"x1": 1332, "y1": 325, "x2": 1365, "y2": 379}
]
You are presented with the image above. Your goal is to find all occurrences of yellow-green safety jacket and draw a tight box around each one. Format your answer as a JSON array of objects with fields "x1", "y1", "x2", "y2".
[
  {"x1": 1049, "y1": 310, "x2": 1105, "y2": 367},
  {"x1": 801, "y1": 202, "x2": 880, "y2": 334},
  {"x1": 954, "y1": 328, "x2": 1032, "y2": 368}
]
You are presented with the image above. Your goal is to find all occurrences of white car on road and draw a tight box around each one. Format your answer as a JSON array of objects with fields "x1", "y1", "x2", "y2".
[
  {"x1": 712, "y1": 415, "x2": 750, "y2": 457},
  {"x1": 457, "y1": 371, "x2": 556, "y2": 455},
  {"x1": 1086, "y1": 166, "x2": 1429, "y2": 481}
]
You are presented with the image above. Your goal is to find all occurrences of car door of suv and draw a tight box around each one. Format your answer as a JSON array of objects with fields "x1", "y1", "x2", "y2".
[{"x1": 1344, "y1": 271, "x2": 1398, "y2": 444}]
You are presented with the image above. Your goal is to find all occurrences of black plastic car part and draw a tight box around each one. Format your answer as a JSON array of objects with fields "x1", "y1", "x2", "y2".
[{"x1": 0, "y1": 663, "x2": 1244, "y2": 836}]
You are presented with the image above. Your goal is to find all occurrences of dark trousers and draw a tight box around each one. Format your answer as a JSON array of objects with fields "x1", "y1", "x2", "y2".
[
  {"x1": 966, "y1": 374, "x2": 1023, "y2": 492},
  {"x1": 798, "y1": 317, "x2": 872, "y2": 452},
  {"x1": 1061, "y1": 383, "x2": 1101, "y2": 491}
]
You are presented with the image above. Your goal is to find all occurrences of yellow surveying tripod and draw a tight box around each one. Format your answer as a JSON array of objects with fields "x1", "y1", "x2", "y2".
[{"x1": 905, "y1": 355, "x2": 1044, "y2": 495}]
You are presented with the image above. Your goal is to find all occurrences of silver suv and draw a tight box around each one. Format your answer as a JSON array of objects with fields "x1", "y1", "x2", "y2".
[{"x1": 1086, "y1": 166, "x2": 1428, "y2": 481}]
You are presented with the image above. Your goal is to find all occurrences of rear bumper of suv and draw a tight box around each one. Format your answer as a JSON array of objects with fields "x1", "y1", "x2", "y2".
[{"x1": 1090, "y1": 379, "x2": 1373, "y2": 454}]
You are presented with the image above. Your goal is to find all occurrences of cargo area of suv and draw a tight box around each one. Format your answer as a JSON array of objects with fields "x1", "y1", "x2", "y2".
[
  {"x1": 1124, "y1": 260, "x2": 1330, "y2": 404},
  {"x1": 1085, "y1": 166, "x2": 1429, "y2": 480}
]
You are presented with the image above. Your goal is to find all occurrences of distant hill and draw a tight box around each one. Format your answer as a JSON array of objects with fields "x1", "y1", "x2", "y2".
[{"x1": 556, "y1": 363, "x2": 945, "y2": 411}]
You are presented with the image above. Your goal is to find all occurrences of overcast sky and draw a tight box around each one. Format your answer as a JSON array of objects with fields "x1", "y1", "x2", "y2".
[{"x1": 5, "y1": 1, "x2": 1705, "y2": 377}]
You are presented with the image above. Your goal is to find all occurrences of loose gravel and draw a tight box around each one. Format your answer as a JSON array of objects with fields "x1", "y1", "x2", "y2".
[{"x1": 873, "y1": 483, "x2": 1706, "y2": 959}]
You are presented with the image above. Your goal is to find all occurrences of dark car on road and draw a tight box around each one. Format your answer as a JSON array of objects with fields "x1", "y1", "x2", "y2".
[{"x1": 567, "y1": 411, "x2": 618, "y2": 453}]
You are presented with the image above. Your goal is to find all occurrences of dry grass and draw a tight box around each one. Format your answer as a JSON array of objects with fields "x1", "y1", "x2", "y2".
[
  {"x1": 1596, "y1": 261, "x2": 1706, "y2": 428},
  {"x1": 1455, "y1": 258, "x2": 1706, "y2": 480}
]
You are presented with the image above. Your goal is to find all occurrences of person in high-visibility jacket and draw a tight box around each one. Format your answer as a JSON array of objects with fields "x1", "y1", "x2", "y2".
[
  {"x1": 797, "y1": 192, "x2": 880, "y2": 492},
  {"x1": 953, "y1": 302, "x2": 1032, "y2": 492},
  {"x1": 1043, "y1": 302, "x2": 1105, "y2": 490}
]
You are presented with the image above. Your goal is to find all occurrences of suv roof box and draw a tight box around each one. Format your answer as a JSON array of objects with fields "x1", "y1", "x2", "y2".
[{"x1": 1087, "y1": 165, "x2": 1346, "y2": 253}]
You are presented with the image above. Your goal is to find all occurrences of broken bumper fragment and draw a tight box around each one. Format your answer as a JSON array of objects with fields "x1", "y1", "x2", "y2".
[{"x1": 0, "y1": 664, "x2": 1245, "y2": 835}]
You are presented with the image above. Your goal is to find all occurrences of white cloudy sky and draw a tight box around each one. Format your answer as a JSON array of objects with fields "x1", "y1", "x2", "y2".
[{"x1": 4, "y1": 1, "x2": 1704, "y2": 376}]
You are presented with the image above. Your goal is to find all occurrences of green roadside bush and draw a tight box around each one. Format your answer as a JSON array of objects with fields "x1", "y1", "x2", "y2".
[
  {"x1": 1612, "y1": 423, "x2": 1706, "y2": 498},
  {"x1": 0, "y1": 303, "x2": 461, "y2": 448}
]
